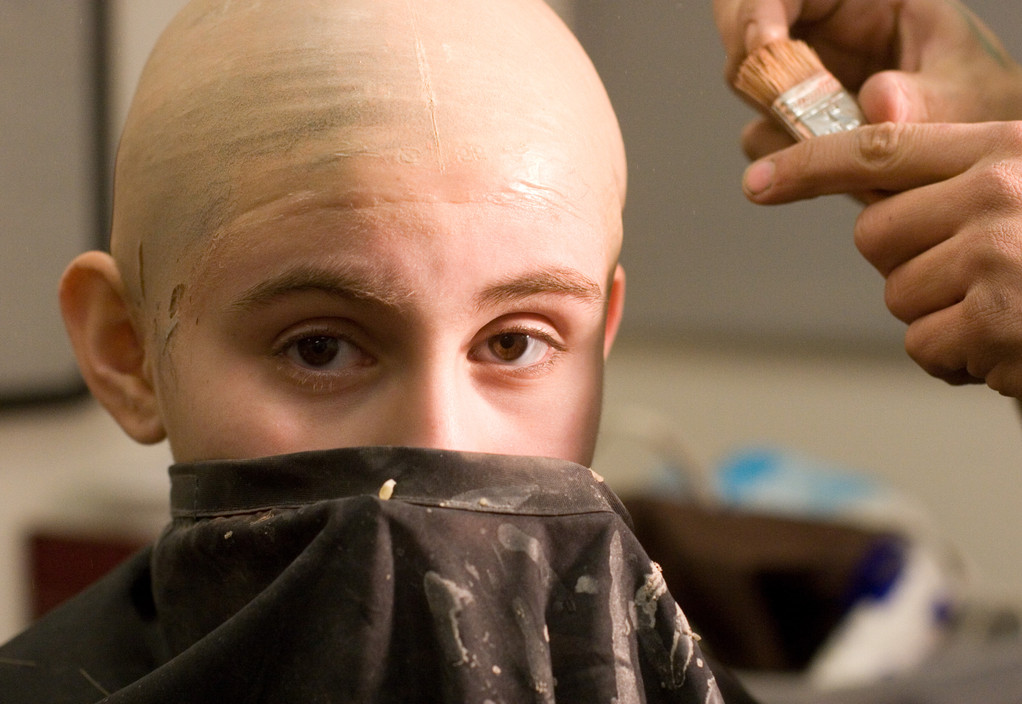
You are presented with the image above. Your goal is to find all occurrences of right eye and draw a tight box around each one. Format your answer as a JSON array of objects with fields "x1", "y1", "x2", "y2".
[{"x1": 281, "y1": 334, "x2": 365, "y2": 372}]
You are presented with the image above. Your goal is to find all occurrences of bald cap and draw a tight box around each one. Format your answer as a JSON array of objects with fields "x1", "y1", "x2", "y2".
[{"x1": 110, "y1": 0, "x2": 626, "y2": 329}]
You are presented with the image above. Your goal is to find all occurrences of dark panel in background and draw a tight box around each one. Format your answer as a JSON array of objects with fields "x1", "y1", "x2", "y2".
[{"x1": 0, "y1": 1, "x2": 106, "y2": 404}]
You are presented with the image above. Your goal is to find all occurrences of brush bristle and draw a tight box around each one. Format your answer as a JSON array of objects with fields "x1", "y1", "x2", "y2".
[{"x1": 734, "y1": 39, "x2": 826, "y2": 106}]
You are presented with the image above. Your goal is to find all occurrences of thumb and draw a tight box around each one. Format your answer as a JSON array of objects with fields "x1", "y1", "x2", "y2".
[{"x1": 857, "y1": 70, "x2": 934, "y2": 123}]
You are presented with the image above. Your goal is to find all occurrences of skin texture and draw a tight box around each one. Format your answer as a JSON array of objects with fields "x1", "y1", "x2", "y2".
[
  {"x1": 59, "y1": 0, "x2": 627, "y2": 465},
  {"x1": 714, "y1": 0, "x2": 1022, "y2": 397}
]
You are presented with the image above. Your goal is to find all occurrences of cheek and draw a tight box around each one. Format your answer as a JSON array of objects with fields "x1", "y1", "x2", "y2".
[
  {"x1": 563, "y1": 334, "x2": 609, "y2": 465},
  {"x1": 152, "y1": 330, "x2": 306, "y2": 462},
  {"x1": 561, "y1": 351, "x2": 606, "y2": 465},
  {"x1": 499, "y1": 347, "x2": 605, "y2": 466}
]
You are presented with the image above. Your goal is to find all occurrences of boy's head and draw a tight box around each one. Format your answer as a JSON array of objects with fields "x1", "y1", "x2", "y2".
[{"x1": 60, "y1": 0, "x2": 627, "y2": 466}]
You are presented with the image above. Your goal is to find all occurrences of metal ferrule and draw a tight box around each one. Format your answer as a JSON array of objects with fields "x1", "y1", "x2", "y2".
[{"x1": 771, "y1": 72, "x2": 864, "y2": 141}]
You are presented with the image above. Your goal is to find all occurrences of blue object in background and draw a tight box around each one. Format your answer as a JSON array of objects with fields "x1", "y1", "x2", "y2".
[{"x1": 715, "y1": 447, "x2": 884, "y2": 517}]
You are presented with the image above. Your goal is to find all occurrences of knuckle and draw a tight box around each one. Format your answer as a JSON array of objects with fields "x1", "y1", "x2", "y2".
[
  {"x1": 955, "y1": 287, "x2": 1022, "y2": 385},
  {"x1": 853, "y1": 122, "x2": 909, "y2": 173},
  {"x1": 955, "y1": 217, "x2": 1022, "y2": 288},
  {"x1": 962, "y1": 284, "x2": 1013, "y2": 335},
  {"x1": 976, "y1": 158, "x2": 1022, "y2": 208},
  {"x1": 974, "y1": 224, "x2": 1022, "y2": 275}
]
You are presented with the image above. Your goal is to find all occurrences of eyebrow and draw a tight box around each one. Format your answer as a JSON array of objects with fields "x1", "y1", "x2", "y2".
[
  {"x1": 229, "y1": 264, "x2": 605, "y2": 314},
  {"x1": 230, "y1": 266, "x2": 413, "y2": 312},
  {"x1": 474, "y1": 267, "x2": 605, "y2": 310}
]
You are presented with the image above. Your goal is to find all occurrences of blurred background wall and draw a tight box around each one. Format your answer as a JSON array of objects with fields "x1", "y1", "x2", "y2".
[{"x1": 1, "y1": 0, "x2": 1020, "y2": 645}]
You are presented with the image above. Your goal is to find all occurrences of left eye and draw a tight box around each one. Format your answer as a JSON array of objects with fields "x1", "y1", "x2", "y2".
[{"x1": 484, "y1": 332, "x2": 550, "y2": 366}]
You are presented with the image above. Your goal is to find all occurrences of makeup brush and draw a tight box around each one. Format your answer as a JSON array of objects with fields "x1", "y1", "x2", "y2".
[{"x1": 734, "y1": 38, "x2": 864, "y2": 141}]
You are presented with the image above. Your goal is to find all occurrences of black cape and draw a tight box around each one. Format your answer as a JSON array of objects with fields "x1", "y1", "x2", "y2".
[{"x1": 1, "y1": 447, "x2": 750, "y2": 703}]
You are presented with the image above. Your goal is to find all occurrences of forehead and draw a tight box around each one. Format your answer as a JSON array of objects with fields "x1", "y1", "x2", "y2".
[
  {"x1": 221, "y1": 127, "x2": 618, "y2": 231},
  {"x1": 189, "y1": 153, "x2": 619, "y2": 299},
  {"x1": 168, "y1": 87, "x2": 624, "y2": 308}
]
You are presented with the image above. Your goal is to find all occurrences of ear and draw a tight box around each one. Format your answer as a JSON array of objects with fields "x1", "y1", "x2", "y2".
[
  {"x1": 603, "y1": 263, "x2": 626, "y2": 358},
  {"x1": 59, "y1": 251, "x2": 167, "y2": 444}
]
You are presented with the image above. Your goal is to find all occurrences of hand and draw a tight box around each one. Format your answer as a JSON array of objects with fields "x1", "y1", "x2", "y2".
[
  {"x1": 714, "y1": 0, "x2": 1022, "y2": 160},
  {"x1": 743, "y1": 121, "x2": 1022, "y2": 396}
]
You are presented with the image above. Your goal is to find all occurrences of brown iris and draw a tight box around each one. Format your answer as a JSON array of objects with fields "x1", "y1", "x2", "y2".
[
  {"x1": 489, "y1": 333, "x2": 530, "y2": 362},
  {"x1": 295, "y1": 336, "x2": 341, "y2": 367}
]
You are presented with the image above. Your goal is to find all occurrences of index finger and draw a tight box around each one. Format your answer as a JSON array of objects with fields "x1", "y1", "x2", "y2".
[{"x1": 742, "y1": 121, "x2": 1012, "y2": 204}]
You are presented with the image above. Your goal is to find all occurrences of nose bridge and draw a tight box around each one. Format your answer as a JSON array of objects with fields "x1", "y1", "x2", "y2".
[{"x1": 394, "y1": 352, "x2": 476, "y2": 451}]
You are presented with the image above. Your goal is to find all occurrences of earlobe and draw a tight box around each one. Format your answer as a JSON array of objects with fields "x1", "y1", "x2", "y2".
[
  {"x1": 603, "y1": 264, "x2": 626, "y2": 358},
  {"x1": 59, "y1": 251, "x2": 167, "y2": 444}
]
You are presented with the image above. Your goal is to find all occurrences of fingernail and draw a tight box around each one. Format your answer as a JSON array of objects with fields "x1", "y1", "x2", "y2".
[{"x1": 743, "y1": 160, "x2": 774, "y2": 197}]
